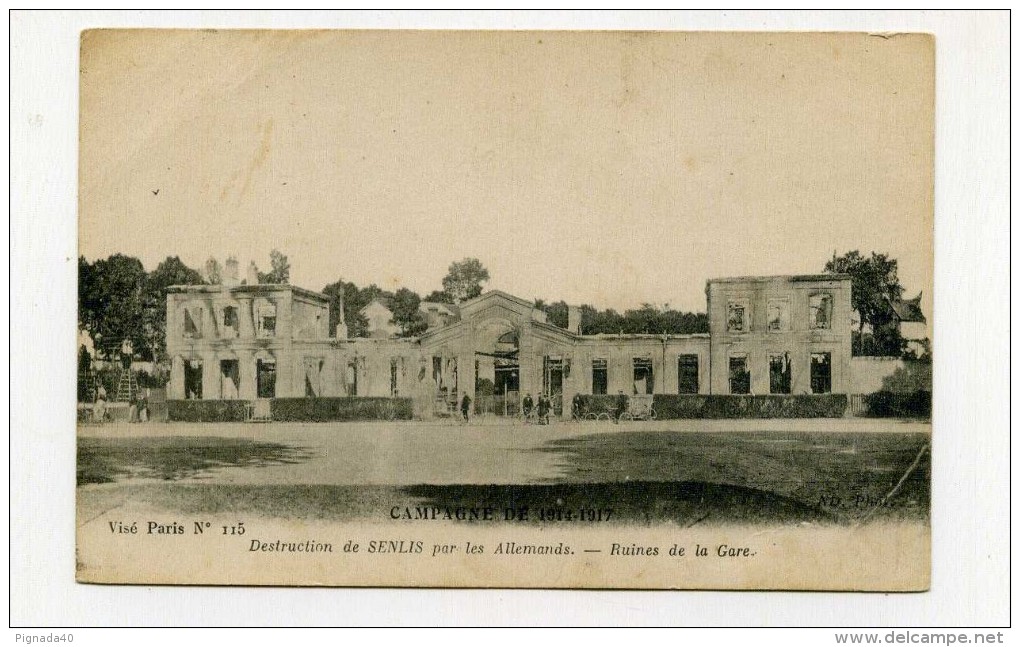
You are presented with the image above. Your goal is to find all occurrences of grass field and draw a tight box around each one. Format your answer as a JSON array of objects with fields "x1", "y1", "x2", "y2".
[
  {"x1": 539, "y1": 431, "x2": 929, "y2": 523},
  {"x1": 77, "y1": 420, "x2": 929, "y2": 526}
]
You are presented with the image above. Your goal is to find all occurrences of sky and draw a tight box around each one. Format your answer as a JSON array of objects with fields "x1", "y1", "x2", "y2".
[{"x1": 79, "y1": 30, "x2": 933, "y2": 314}]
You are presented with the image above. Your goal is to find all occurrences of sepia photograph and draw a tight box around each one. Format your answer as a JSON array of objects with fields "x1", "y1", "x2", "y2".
[
  {"x1": 10, "y1": 7, "x2": 1014, "y2": 633},
  {"x1": 72, "y1": 28, "x2": 936, "y2": 590}
]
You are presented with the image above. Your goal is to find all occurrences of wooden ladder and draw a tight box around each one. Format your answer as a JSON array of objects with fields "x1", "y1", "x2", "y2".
[{"x1": 115, "y1": 369, "x2": 139, "y2": 402}]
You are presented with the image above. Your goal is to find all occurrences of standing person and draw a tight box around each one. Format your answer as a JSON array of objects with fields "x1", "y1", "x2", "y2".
[
  {"x1": 522, "y1": 393, "x2": 534, "y2": 423},
  {"x1": 138, "y1": 393, "x2": 149, "y2": 423},
  {"x1": 537, "y1": 394, "x2": 549, "y2": 425},
  {"x1": 571, "y1": 392, "x2": 583, "y2": 421},
  {"x1": 93, "y1": 385, "x2": 108, "y2": 424},
  {"x1": 128, "y1": 394, "x2": 138, "y2": 423},
  {"x1": 615, "y1": 390, "x2": 627, "y2": 424},
  {"x1": 460, "y1": 392, "x2": 472, "y2": 423}
]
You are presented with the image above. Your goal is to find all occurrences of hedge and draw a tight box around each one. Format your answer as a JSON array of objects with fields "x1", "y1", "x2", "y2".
[
  {"x1": 167, "y1": 400, "x2": 249, "y2": 422},
  {"x1": 652, "y1": 394, "x2": 848, "y2": 419},
  {"x1": 271, "y1": 397, "x2": 413, "y2": 422},
  {"x1": 862, "y1": 390, "x2": 931, "y2": 419},
  {"x1": 574, "y1": 395, "x2": 628, "y2": 416},
  {"x1": 575, "y1": 393, "x2": 847, "y2": 419},
  {"x1": 167, "y1": 395, "x2": 850, "y2": 421},
  {"x1": 167, "y1": 397, "x2": 414, "y2": 422}
]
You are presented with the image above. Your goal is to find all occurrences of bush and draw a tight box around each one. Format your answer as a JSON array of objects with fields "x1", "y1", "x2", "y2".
[
  {"x1": 271, "y1": 397, "x2": 413, "y2": 422},
  {"x1": 863, "y1": 391, "x2": 931, "y2": 419},
  {"x1": 167, "y1": 400, "x2": 249, "y2": 422},
  {"x1": 575, "y1": 394, "x2": 627, "y2": 416},
  {"x1": 137, "y1": 367, "x2": 169, "y2": 389},
  {"x1": 652, "y1": 394, "x2": 849, "y2": 419},
  {"x1": 880, "y1": 361, "x2": 932, "y2": 393},
  {"x1": 93, "y1": 367, "x2": 120, "y2": 400},
  {"x1": 475, "y1": 378, "x2": 495, "y2": 398}
]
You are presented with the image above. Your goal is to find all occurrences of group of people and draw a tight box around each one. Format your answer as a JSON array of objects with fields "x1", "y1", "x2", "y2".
[
  {"x1": 456, "y1": 390, "x2": 628, "y2": 425},
  {"x1": 128, "y1": 392, "x2": 150, "y2": 423},
  {"x1": 521, "y1": 393, "x2": 554, "y2": 425},
  {"x1": 89, "y1": 385, "x2": 149, "y2": 423},
  {"x1": 458, "y1": 391, "x2": 553, "y2": 424}
]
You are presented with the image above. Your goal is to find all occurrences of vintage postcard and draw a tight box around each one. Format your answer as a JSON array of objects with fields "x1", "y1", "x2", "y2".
[{"x1": 76, "y1": 29, "x2": 933, "y2": 589}]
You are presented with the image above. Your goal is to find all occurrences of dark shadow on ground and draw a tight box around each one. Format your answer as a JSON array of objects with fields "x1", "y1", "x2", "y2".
[
  {"x1": 533, "y1": 430, "x2": 930, "y2": 523},
  {"x1": 77, "y1": 437, "x2": 315, "y2": 485},
  {"x1": 78, "y1": 481, "x2": 837, "y2": 526}
]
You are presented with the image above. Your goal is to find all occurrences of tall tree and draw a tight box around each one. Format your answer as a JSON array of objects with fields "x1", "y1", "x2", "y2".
[
  {"x1": 536, "y1": 299, "x2": 708, "y2": 335},
  {"x1": 544, "y1": 300, "x2": 569, "y2": 329},
  {"x1": 77, "y1": 256, "x2": 97, "y2": 334},
  {"x1": 825, "y1": 250, "x2": 905, "y2": 356},
  {"x1": 78, "y1": 254, "x2": 149, "y2": 359},
  {"x1": 441, "y1": 257, "x2": 490, "y2": 302},
  {"x1": 358, "y1": 283, "x2": 393, "y2": 306},
  {"x1": 423, "y1": 289, "x2": 454, "y2": 304},
  {"x1": 390, "y1": 287, "x2": 428, "y2": 337},
  {"x1": 620, "y1": 304, "x2": 661, "y2": 334},
  {"x1": 142, "y1": 256, "x2": 205, "y2": 364},
  {"x1": 258, "y1": 249, "x2": 291, "y2": 284},
  {"x1": 322, "y1": 279, "x2": 370, "y2": 338},
  {"x1": 587, "y1": 307, "x2": 625, "y2": 335}
]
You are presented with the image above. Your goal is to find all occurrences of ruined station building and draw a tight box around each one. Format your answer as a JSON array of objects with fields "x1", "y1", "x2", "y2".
[{"x1": 166, "y1": 274, "x2": 853, "y2": 417}]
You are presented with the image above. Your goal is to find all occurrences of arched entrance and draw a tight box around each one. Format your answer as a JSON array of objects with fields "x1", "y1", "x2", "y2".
[{"x1": 473, "y1": 319, "x2": 521, "y2": 416}]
